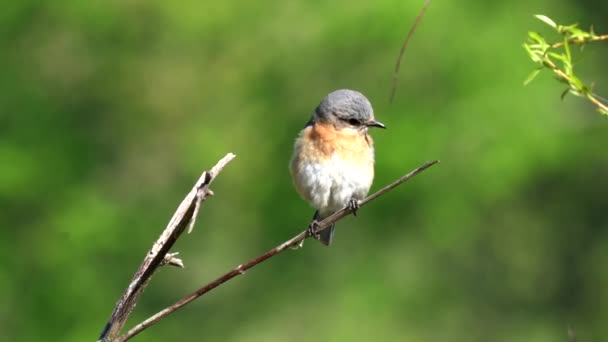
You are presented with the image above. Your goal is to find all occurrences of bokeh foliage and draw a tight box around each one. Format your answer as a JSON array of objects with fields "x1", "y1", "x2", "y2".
[{"x1": 1, "y1": 1, "x2": 607, "y2": 341}]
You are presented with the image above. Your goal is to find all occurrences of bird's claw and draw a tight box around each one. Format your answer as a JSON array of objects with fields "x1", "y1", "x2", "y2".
[
  {"x1": 348, "y1": 198, "x2": 361, "y2": 216},
  {"x1": 307, "y1": 220, "x2": 322, "y2": 240}
]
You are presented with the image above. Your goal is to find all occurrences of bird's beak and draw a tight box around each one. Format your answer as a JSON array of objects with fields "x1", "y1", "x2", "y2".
[{"x1": 366, "y1": 120, "x2": 386, "y2": 129}]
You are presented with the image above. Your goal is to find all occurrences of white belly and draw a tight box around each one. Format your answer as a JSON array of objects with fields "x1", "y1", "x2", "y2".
[{"x1": 294, "y1": 155, "x2": 373, "y2": 216}]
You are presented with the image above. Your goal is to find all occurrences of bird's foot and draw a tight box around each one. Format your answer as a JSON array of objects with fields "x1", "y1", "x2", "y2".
[
  {"x1": 348, "y1": 198, "x2": 361, "y2": 216},
  {"x1": 307, "y1": 219, "x2": 321, "y2": 240}
]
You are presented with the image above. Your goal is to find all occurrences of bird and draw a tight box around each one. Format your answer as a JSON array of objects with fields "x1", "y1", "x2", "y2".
[{"x1": 290, "y1": 89, "x2": 385, "y2": 245}]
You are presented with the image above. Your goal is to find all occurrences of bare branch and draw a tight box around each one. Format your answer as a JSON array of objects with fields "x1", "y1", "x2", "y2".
[
  {"x1": 116, "y1": 160, "x2": 439, "y2": 342},
  {"x1": 98, "y1": 153, "x2": 236, "y2": 342}
]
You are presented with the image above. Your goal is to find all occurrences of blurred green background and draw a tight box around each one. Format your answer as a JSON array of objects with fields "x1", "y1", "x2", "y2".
[{"x1": 2, "y1": 0, "x2": 607, "y2": 341}]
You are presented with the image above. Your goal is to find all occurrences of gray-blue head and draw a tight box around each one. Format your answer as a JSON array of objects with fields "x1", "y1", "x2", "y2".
[{"x1": 313, "y1": 89, "x2": 385, "y2": 129}]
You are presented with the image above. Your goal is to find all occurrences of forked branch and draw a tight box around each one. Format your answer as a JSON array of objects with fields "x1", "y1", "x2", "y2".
[
  {"x1": 114, "y1": 159, "x2": 439, "y2": 342},
  {"x1": 98, "y1": 153, "x2": 236, "y2": 342}
]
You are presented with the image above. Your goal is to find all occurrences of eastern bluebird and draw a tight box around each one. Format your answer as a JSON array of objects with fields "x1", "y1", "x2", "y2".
[{"x1": 290, "y1": 89, "x2": 385, "y2": 245}]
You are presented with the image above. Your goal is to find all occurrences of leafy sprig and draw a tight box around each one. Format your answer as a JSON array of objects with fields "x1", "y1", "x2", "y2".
[{"x1": 523, "y1": 15, "x2": 608, "y2": 115}]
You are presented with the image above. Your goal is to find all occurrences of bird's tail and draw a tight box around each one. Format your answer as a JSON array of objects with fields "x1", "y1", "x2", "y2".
[
  {"x1": 313, "y1": 210, "x2": 335, "y2": 246},
  {"x1": 319, "y1": 223, "x2": 335, "y2": 246}
]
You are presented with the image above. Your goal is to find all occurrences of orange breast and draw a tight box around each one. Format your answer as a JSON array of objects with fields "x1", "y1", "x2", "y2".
[{"x1": 294, "y1": 122, "x2": 374, "y2": 164}]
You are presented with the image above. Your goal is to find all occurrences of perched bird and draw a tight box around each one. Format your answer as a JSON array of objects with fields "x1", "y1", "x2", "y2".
[{"x1": 290, "y1": 89, "x2": 385, "y2": 245}]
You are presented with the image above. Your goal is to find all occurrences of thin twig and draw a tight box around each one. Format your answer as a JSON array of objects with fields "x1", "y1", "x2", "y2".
[
  {"x1": 550, "y1": 33, "x2": 608, "y2": 48},
  {"x1": 542, "y1": 56, "x2": 608, "y2": 113},
  {"x1": 98, "y1": 153, "x2": 236, "y2": 342},
  {"x1": 116, "y1": 160, "x2": 439, "y2": 342},
  {"x1": 390, "y1": 0, "x2": 431, "y2": 104}
]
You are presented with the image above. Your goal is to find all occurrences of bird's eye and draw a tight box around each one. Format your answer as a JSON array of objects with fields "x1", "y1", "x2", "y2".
[{"x1": 348, "y1": 118, "x2": 360, "y2": 126}]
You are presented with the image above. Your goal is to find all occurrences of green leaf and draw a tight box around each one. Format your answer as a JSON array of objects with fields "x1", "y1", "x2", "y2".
[
  {"x1": 523, "y1": 44, "x2": 543, "y2": 63},
  {"x1": 535, "y1": 14, "x2": 557, "y2": 28},
  {"x1": 558, "y1": 23, "x2": 579, "y2": 35},
  {"x1": 548, "y1": 52, "x2": 567, "y2": 63},
  {"x1": 563, "y1": 37, "x2": 572, "y2": 75},
  {"x1": 569, "y1": 74, "x2": 585, "y2": 93},
  {"x1": 524, "y1": 69, "x2": 542, "y2": 85},
  {"x1": 568, "y1": 27, "x2": 591, "y2": 41},
  {"x1": 528, "y1": 31, "x2": 545, "y2": 44}
]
